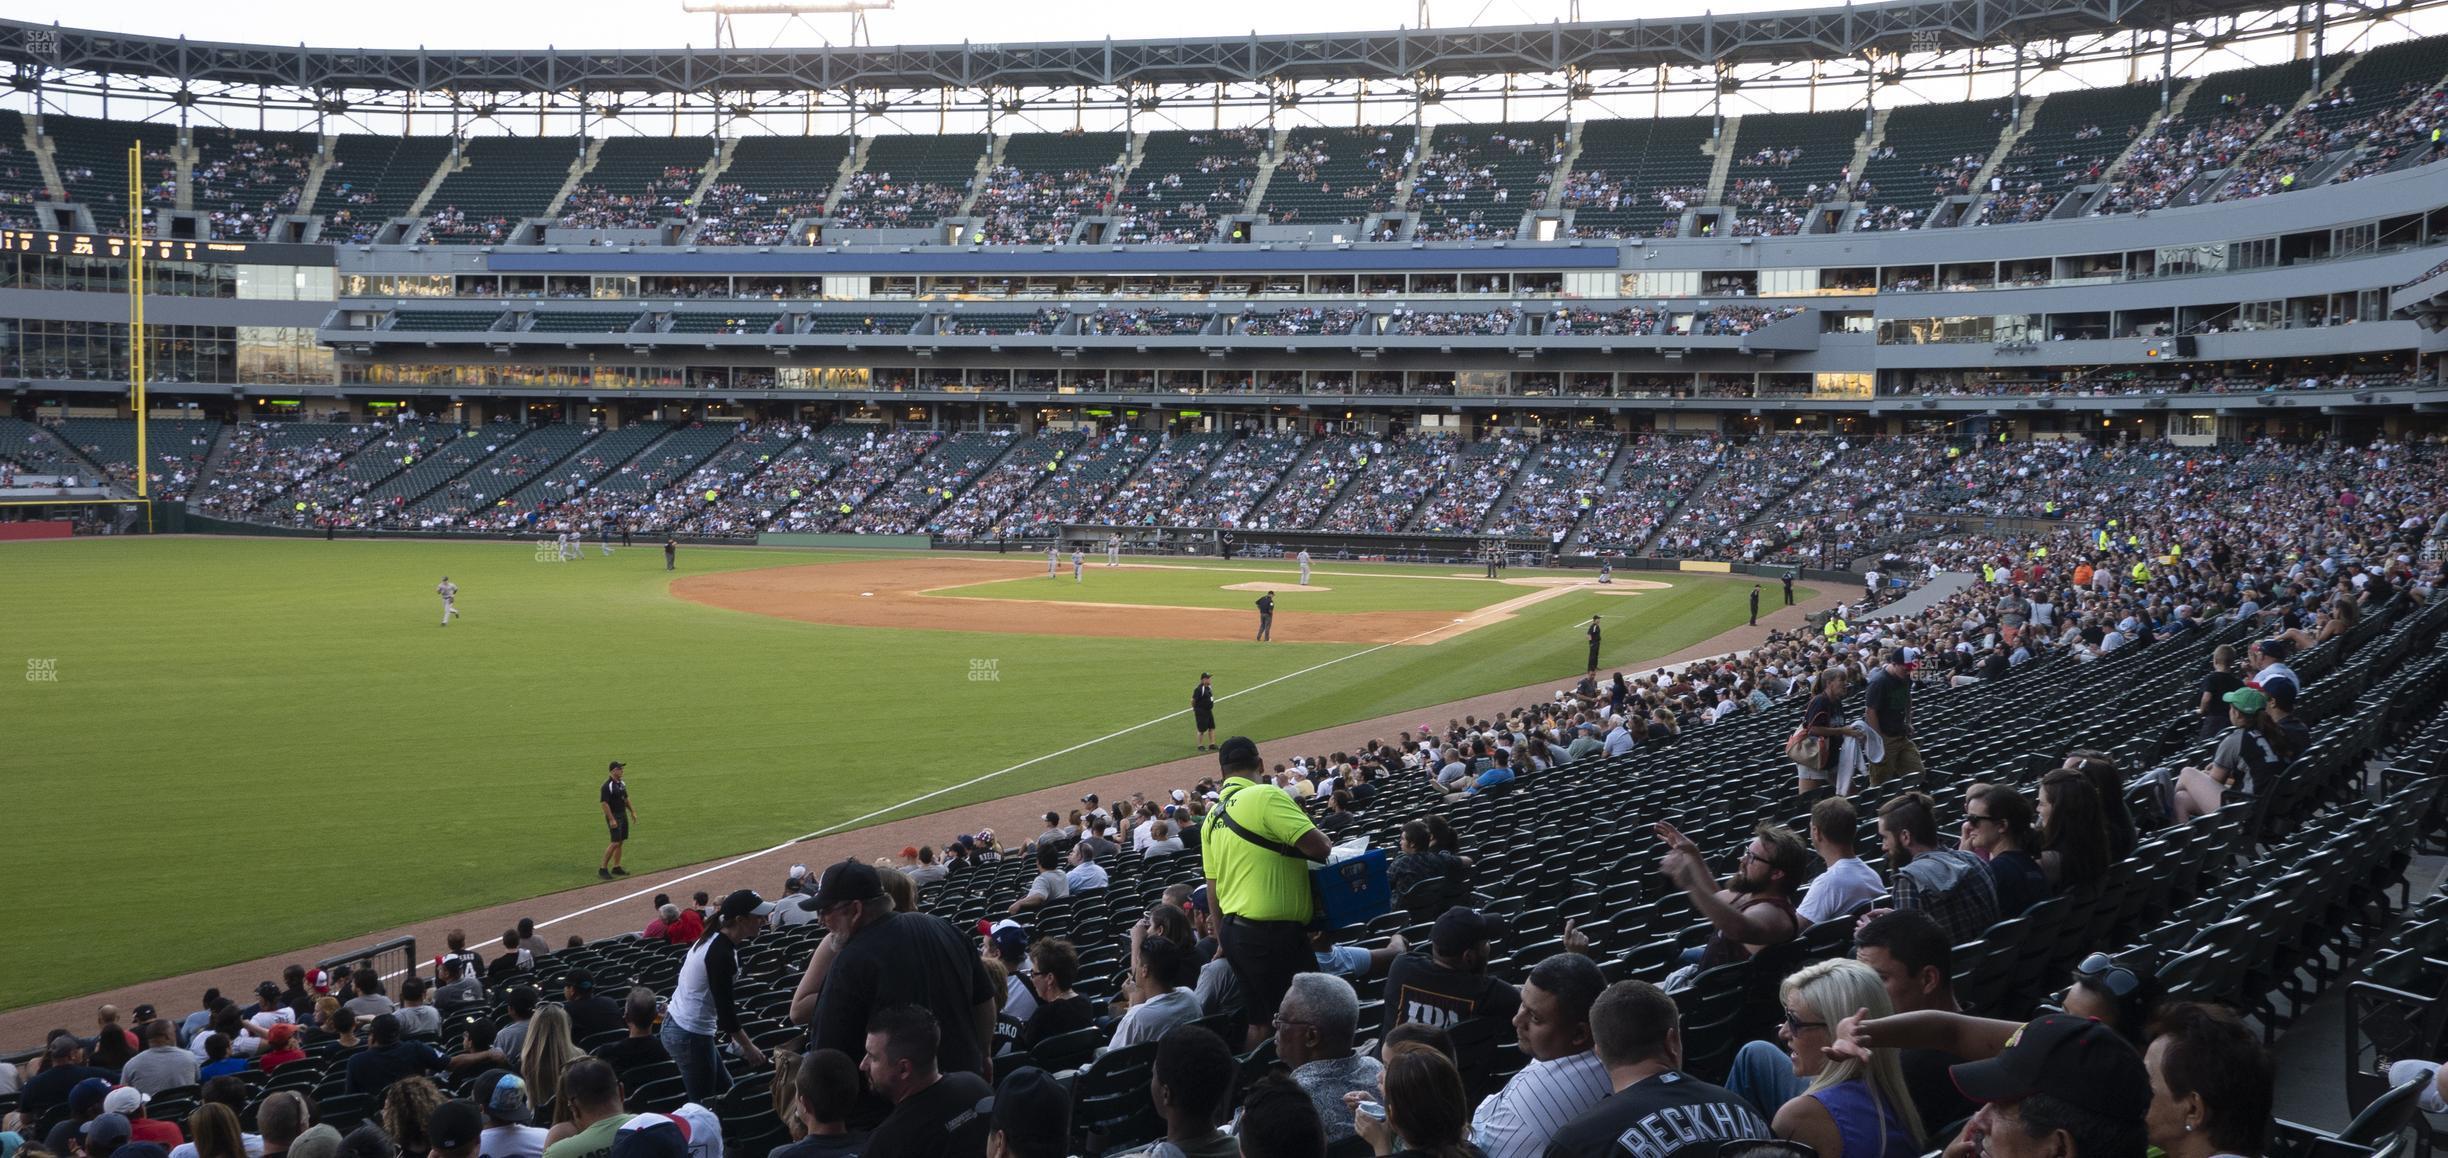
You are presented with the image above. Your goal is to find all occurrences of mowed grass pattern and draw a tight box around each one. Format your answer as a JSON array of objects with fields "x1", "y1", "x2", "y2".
[{"x1": 2, "y1": 538, "x2": 1792, "y2": 1008}]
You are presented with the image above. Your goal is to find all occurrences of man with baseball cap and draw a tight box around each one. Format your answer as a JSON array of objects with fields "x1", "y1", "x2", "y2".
[
  {"x1": 1201, "y1": 736, "x2": 1332, "y2": 1048},
  {"x1": 105, "y1": 1086, "x2": 183, "y2": 1147},
  {"x1": 81, "y1": 1111, "x2": 134, "y2": 1158},
  {"x1": 663, "y1": 890, "x2": 775, "y2": 1101},
  {"x1": 1379, "y1": 907, "x2": 1520, "y2": 1041},
  {"x1": 978, "y1": 1066, "x2": 1068, "y2": 1158},
  {"x1": 474, "y1": 1070, "x2": 550, "y2": 1158},
  {"x1": 1948, "y1": 1015, "x2": 2150, "y2": 1158},
  {"x1": 802, "y1": 860, "x2": 999, "y2": 1091},
  {"x1": 427, "y1": 1100, "x2": 484, "y2": 1158}
]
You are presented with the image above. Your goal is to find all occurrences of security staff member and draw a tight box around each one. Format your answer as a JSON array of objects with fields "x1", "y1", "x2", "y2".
[
  {"x1": 1585, "y1": 615, "x2": 1602, "y2": 674},
  {"x1": 1202, "y1": 736, "x2": 1331, "y2": 1049}
]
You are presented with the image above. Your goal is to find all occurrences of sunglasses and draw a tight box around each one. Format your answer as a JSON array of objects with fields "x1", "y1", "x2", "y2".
[
  {"x1": 2073, "y1": 952, "x2": 2144, "y2": 997},
  {"x1": 1781, "y1": 1011, "x2": 1827, "y2": 1034}
]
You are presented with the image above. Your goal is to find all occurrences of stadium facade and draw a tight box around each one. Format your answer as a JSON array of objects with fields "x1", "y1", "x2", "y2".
[{"x1": 0, "y1": 3, "x2": 2445, "y2": 551}]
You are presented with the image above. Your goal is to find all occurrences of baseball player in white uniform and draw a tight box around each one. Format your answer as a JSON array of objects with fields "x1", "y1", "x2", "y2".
[
  {"x1": 1072, "y1": 549, "x2": 1084, "y2": 583},
  {"x1": 1106, "y1": 533, "x2": 1122, "y2": 567},
  {"x1": 437, "y1": 577, "x2": 461, "y2": 626},
  {"x1": 1047, "y1": 544, "x2": 1059, "y2": 579},
  {"x1": 1297, "y1": 548, "x2": 1312, "y2": 586}
]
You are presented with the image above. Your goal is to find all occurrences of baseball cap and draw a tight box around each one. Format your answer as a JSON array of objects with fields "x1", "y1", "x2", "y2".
[
  {"x1": 716, "y1": 889, "x2": 777, "y2": 921},
  {"x1": 979, "y1": 1066, "x2": 1071, "y2": 1158},
  {"x1": 103, "y1": 1087, "x2": 149, "y2": 1116},
  {"x1": 609, "y1": 760, "x2": 626, "y2": 771},
  {"x1": 609, "y1": 1114, "x2": 692, "y2": 1158},
  {"x1": 2222, "y1": 687, "x2": 2269, "y2": 714},
  {"x1": 1186, "y1": 885, "x2": 1212, "y2": 915},
  {"x1": 1950, "y1": 1014, "x2": 2150, "y2": 1121},
  {"x1": 290, "y1": 1125, "x2": 344, "y2": 1158},
  {"x1": 809, "y1": 860, "x2": 885, "y2": 910},
  {"x1": 898, "y1": 846, "x2": 919, "y2": 860},
  {"x1": 308, "y1": 969, "x2": 333, "y2": 994},
  {"x1": 1218, "y1": 736, "x2": 1260, "y2": 771},
  {"x1": 70, "y1": 1077, "x2": 116, "y2": 1116},
  {"x1": 256, "y1": 981, "x2": 282, "y2": 999},
  {"x1": 264, "y1": 1023, "x2": 297, "y2": 1050},
  {"x1": 988, "y1": 921, "x2": 1030, "y2": 962},
  {"x1": 427, "y1": 1101, "x2": 484, "y2": 1153},
  {"x1": 1432, "y1": 907, "x2": 1508, "y2": 957},
  {"x1": 82, "y1": 1114, "x2": 133, "y2": 1148},
  {"x1": 475, "y1": 1070, "x2": 534, "y2": 1124}
]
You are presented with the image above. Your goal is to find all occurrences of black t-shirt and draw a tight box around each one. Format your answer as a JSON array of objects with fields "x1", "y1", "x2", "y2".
[
  {"x1": 1378, "y1": 951, "x2": 1519, "y2": 1037},
  {"x1": 813, "y1": 914, "x2": 997, "y2": 1079},
  {"x1": 862, "y1": 1072, "x2": 991, "y2": 1158},
  {"x1": 1802, "y1": 694, "x2": 1836, "y2": 732},
  {"x1": 1979, "y1": 652, "x2": 2011, "y2": 681},
  {"x1": 566, "y1": 994, "x2": 626, "y2": 1041},
  {"x1": 344, "y1": 1040, "x2": 444, "y2": 1097},
  {"x1": 1540, "y1": 1071, "x2": 1770, "y2": 1158},
  {"x1": 1019, "y1": 995, "x2": 1097, "y2": 1051},
  {"x1": 593, "y1": 1034, "x2": 671, "y2": 1072},
  {"x1": 20, "y1": 1063, "x2": 114, "y2": 1117},
  {"x1": 1899, "y1": 1048, "x2": 1977, "y2": 1135},
  {"x1": 1986, "y1": 850, "x2": 2051, "y2": 919},
  {"x1": 601, "y1": 777, "x2": 630, "y2": 814},
  {"x1": 1257, "y1": 595, "x2": 1275, "y2": 615},
  {"x1": 1864, "y1": 670, "x2": 1913, "y2": 739},
  {"x1": 2199, "y1": 671, "x2": 2243, "y2": 721},
  {"x1": 771, "y1": 1134, "x2": 867, "y2": 1158},
  {"x1": 1192, "y1": 684, "x2": 1216, "y2": 719}
]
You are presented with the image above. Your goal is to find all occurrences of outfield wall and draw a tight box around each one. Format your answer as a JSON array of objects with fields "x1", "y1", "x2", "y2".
[{"x1": 758, "y1": 532, "x2": 933, "y2": 550}]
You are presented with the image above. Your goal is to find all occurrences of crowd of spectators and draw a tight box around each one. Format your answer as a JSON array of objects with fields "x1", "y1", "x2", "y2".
[
  {"x1": 689, "y1": 183, "x2": 826, "y2": 246},
  {"x1": 1248, "y1": 435, "x2": 1378, "y2": 530},
  {"x1": 1378, "y1": 308, "x2": 1517, "y2": 337},
  {"x1": 928, "y1": 430, "x2": 1088, "y2": 540},
  {"x1": 839, "y1": 430, "x2": 1011, "y2": 534},
  {"x1": 1647, "y1": 438, "x2": 1837, "y2": 558},
  {"x1": 1234, "y1": 308, "x2": 1361, "y2": 337},
  {"x1": 1168, "y1": 430, "x2": 1309, "y2": 529},
  {"x1": 759, "y1": 428, "x2": 940, "y2": 534},
  {"x1": 195, "y1": 137, "x2": 311, "y2": 241},
  {"x1": 1268, "y1": 130, "x2": 1411, "y2": 222},
  {"x1": 1575, "y1": 435, "x2": 1730, "y2": 550},
  {"x1": 2330, "y1": 83, "x2": 2448, "y2": 183},
  {"x1": 558, "y1": 167, "x2": 700, "y2": 231},
  {"x1": 1690, "y1": 305, "x2": 1803, "y2": 336},
  {"x1": 827, "y1": 170, "x2": 967, "y2": 230},
  {"x1": 1108, "y1": 128, "x2": 1265, "y2": 244},
  {"x1": 1081, "y1": 308, "x2": 1211, "y2": 336},
  {"x1": 189, "y1": 423, "x2": 373, "y2": 522},
  {"x1": 1480, "y1": 431, "x2": 1618, "y2": 540},
  {"x1": 968, "y1": 162, "x2": 1118, "y2": 245},
  {"x1": 1089, "y1": 432, "x2": 1228, "y2": 527},
  {"x1": 1538, "y1": 307, "x2": 1663, "y2": 336},
  {"x1": 1318, "y1": 434, "x2": 1466, "y2": 534},
  {"x1": 422, "y1": 206, "x2": 517, "y2": 246},
  {"x1": 1408, "y1": 435, "x2": 1533, "y2": 535},
  {"x1": 1408, "y1": 129, "x2": 1560, "y2": 242},
  {"x1": 2092, "y1": 102, "x2": 2284, "y2": 216}
]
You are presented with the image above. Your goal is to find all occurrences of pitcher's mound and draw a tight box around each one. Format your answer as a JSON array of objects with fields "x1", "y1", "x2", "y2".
[{"x1": 1222, "y1": 582, "x2": 1330, "y2": 593}]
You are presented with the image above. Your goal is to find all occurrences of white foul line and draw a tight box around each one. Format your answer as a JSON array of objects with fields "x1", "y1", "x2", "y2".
[{"x1": 518, "y1": 581, "x2": 1569, "y2": 937}]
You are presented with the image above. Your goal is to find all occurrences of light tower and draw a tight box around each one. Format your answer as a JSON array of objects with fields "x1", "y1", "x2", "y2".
[{"x1": 681, "y1": 0, "x2": 897, "y2": 49}]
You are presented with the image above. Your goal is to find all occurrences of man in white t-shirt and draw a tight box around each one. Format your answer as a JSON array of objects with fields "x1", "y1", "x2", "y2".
[
  {"x1": 474, "y1": 1069, "x2": 551, "y2": 1158},
  {"x1": 1795, "y1": 797, "x2": 1886, "y2": 927},
  {"x1": 1139, "y1": 819, "x2": 1185, "y2": 859},
  {"x1": 1007, "y1": 843, "x2": 1071, "y2": 914}
]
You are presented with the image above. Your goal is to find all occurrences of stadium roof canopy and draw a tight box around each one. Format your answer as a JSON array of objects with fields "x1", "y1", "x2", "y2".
[{"x1": 0, "y1": 0, "x2": 2375, "y2": 95}]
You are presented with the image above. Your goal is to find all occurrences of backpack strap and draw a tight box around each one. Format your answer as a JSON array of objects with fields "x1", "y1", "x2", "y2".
[{"x1": 1211, "y1": 784, "x2": 1312, "y2": 861}]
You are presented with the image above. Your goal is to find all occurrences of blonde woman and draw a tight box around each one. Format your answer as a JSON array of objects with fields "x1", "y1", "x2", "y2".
[
  {"x1": 1771, "y1": 959, "x2": 1923, "y2": 1158},
  {"x1": 516, "y1": 1004, "x2": 580, "y2": 1123}
]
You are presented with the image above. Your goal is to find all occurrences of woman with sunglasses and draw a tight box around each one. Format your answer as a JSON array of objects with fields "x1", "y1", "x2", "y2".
[{"x1": 1768, "y1": 960, "x2": 1923, "y2": 1158}]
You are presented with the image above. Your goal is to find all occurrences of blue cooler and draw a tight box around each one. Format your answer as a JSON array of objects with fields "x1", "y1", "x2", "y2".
[{"x1": 1313, "y1": 847, "x2": 1392, "y2": 929}]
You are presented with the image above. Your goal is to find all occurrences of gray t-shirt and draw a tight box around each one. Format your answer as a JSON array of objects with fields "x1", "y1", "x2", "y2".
[
  {"x1": 119, "y1": 1046, "x2": 199, "y2": 1095},
  {"x1": 493, "y1": 1019, "x2": 530, "y2": 1058},
  {"x1": 1107, "y1": 988, "x2": 1202, "y2": 1051}
]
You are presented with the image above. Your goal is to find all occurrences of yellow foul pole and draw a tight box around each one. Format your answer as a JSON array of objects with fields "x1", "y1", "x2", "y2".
[{"x1": 128, "y1": 143, "x2": 147, "y2": 501}]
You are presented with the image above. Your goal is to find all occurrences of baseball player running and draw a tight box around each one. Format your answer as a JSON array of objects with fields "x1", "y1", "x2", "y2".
[{"x1": 437, "y1": 577, "x2": 462, "y2": 626}]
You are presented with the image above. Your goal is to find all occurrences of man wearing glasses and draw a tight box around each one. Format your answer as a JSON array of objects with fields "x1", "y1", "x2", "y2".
[{"x1": 1656, "y1": 821, "x2": 1806, "y2": 987}]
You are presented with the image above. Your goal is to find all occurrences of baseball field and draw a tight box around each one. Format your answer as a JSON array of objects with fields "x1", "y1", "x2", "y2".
[{"x1": 3, "y1": 536, "x2": 1800, "y2": 1010}]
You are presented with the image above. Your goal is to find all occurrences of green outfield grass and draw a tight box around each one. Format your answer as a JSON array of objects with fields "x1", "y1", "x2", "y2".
[
  {"x1": 3, "y1": 537, "x2": 1804, "y2": 1009},
  {"x1": 933, "y1": 559, "x2": 1539, "y2": 612}
]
